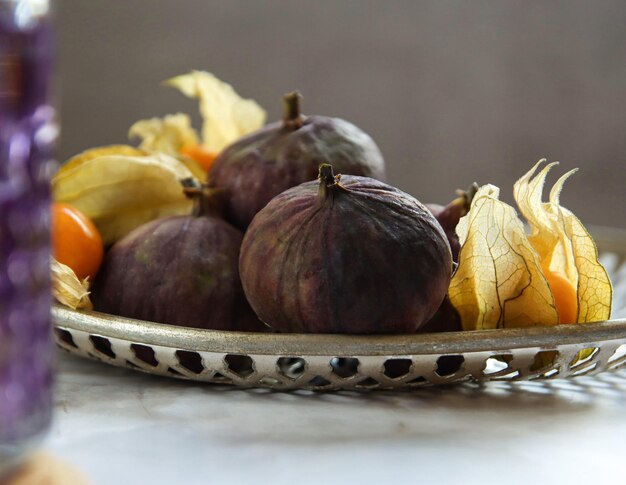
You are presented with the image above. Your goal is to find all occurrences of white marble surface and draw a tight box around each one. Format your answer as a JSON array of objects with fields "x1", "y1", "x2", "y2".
[{"x1": 45, "y1": 351, "x2": 626, "y2": 485}]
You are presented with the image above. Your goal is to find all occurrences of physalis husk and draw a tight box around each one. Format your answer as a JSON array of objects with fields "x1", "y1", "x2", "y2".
[
  {"x1": 129, "y1": 113, "x2": 199, "y2": 156},
  {"x1": 52, "y1": 258, "x2": 92, "y2": 310},
  {"x1": 513, "y1": 160, "x2": 612, "y2": 324},
  {"x1": 62, "y1": 144, "x2": 146, "y2": 172},
  {"x1": 449, "y1": 161, "x2": 612, "y2": 332},
  {"x1": 165, "y1": 70, "x2": 266, "y2": 152},
  {"x1": 128, "y1": 113, "x2": 206, "y2": 179},
  {"x1": 449, "y1": 184, "x2": 559, "y2": 330},
  {"x1": 52, "y1": 148, "x2": 196, "y2": 245}
]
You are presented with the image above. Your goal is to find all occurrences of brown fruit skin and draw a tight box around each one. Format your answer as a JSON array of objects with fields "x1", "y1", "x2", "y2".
[
  {"x1": 239, "y1": 169, "x2": 453, "y2": 334},
  {"x1": 209, "y1": 115, "x2": 385, "y2": 231},
  {"x1": 91, "y1": 215, "x2": 263, "y2": 332}
]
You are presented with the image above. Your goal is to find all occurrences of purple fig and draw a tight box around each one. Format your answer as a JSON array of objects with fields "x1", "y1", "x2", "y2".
[
  {"x1": 426, "y1": 183, "x2": 478, "y2": 262},
  {"x1": 239, "y1": 164, "x2": 453, "y2": 334},
  {"x1": 422, "y1": 185, "x2": 477, "y2": 334},
  {"x1": 417, "y1": 296, "x2": 462, "y2": 334},
  {"x1": 209, "y1": 92, "x2": 386, "y2": 230},
  {"x1": 92, "y1": 179, "x2": 263, "y2": 331}
]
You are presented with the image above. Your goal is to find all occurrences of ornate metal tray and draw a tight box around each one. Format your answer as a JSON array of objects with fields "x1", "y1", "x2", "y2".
[{"x1": 52, "y1": 227, "x2": 626, "y2": 390}]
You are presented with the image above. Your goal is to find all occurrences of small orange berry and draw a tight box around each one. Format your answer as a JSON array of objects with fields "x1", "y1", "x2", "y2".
[
  {"x1": 52, "y1": 203, "x2": 103, "y2": 280},
  {"x1": 180, "y1": 144, "x2": 218, "y2": 172},
  {"x1": 544, "y1": 269, "x2": 578, "y2": 324}
]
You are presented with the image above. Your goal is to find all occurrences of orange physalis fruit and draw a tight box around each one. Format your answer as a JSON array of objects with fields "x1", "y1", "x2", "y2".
[
  {"x1": 52, "y1": 202, "x2": 104, "y2": 280},
  {"x1": 180, "y1": 144, "x2": 218, "y2": 172},
  {"x1": 541, "y1": 268, "x2": 578, "y2": 325}
]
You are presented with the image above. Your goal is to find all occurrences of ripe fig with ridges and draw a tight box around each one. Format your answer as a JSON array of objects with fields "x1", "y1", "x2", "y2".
[
  {"x1": 209, "y1": 92, "x2": 386, "y2": 230},
  {"x1": 92, "y1": 179, "x2": 263, "y2": 331},
  {"x1": 239, "y1": 164, "x2": 453, "y2": 334}
]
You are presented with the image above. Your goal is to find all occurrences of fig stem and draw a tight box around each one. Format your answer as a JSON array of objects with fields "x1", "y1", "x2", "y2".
[
  {"x1": 458, "y1": 182, "x2": 479, "y2": 210},
  {"x1": 437, "y1": 182, "x2": 480, "y2": 229},
  {"x1": 318, "y1": 163, "x2": 342, "y2": 199},
  {"x1": 319, "y1": 163, "x2": 337, "y2": 186},
  {"x1": 283, "y1": 91, "x2": 305, "y2": 128},
  {"x1": 181, "y1": 177, "x2": 224, "y2": 218}
]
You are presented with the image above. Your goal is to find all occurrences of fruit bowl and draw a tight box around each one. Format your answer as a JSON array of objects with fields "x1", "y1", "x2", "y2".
[{"x1": 52, "y1": 227, "x2": 626, "y2": 390}]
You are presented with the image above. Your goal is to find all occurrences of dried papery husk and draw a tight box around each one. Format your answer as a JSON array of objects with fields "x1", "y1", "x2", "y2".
[
  {"x1": 449, "y1": 184, "x2": 559, "y2": 330},
  {"x1": 129, "y1": 113, "x2": 199, "y2": 155},
  {"x1": 128, "y1": 114, "x2": 205, "y2": 179},
  {"x1": 165, "y1": 70, "x2": 266, "y2": 152},
  {"x1": 52, "y1": 149, "x2": 197, "y2": 244},
  {"x1": 513, "y1": 160, "x2": 612, "y2": 325},
  {"x1": 51, "y1": 259, "x2": 92, "y2": 310},
  {"x1": 62, "y1": 145, "x2": 146, "y2": 172},
  {"x1": 514, "y1": 160, "x2": 613, "y2": 367}
]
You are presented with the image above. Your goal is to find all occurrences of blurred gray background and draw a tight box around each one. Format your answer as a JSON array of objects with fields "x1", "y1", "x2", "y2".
[{"x1": 57, "y1": 0, "x2": 626, "y2": 228}]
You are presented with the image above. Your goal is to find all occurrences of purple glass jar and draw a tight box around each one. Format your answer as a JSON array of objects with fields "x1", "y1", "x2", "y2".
[{"x1": 0, "y1": 0, "x2": 56, "y2": 472}]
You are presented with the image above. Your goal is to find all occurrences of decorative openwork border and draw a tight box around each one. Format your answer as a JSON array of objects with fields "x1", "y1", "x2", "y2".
[
  {"x1": 52, "y1": 227, "x2": 626, "y2": 390},
  {"x1": 52, "y1": 306, "x2": 626, "y2": 390}
]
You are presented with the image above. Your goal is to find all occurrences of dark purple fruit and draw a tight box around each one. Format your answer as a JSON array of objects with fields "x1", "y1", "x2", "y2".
[
  {"x1": 239, "y1": 164, "x2": 453, "y2": 334},
  {"x1": 426, "y1": 183, "x2": 478, "y2": 262},
  {"x1": 417, "y1": 296, "x2": 462, "y2": 334},
  {"x1": 92, "y1": 180, "x2": 263, "y2": 332},
  {"x1": 209, "y1": 92, "x2": 386, "y2": 230}
]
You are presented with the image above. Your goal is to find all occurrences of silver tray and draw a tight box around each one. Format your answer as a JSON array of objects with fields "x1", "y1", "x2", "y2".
[{"x1": 52, "y1": 227, "x2": 626, "y2": 390}]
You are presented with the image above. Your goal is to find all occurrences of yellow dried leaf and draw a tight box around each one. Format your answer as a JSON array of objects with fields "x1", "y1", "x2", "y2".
[
  {"x1": 165, "y1": 70, "x2": 266, "y2": 152},
  {"x1": 51, "y1": 259, "x2": 92, "y2": 310},
  {"x1": 449, "y1": 184, "x2": 559, "y2": 330},
  {"x1": 63, "y1": 145, "x2": 146, "y2": 173},
  {"x1": 129, "y1": 113, "x2": 199, "y2": 156},
  {"x1": 128, "y1": 113, "x2": 206, "y2": 179},
  {"x1": 513, "y1": 160, "x2": 612, "y2": 323},
  {"x1": 52, "y1": 151, "x2": 195, "y2": 244}
]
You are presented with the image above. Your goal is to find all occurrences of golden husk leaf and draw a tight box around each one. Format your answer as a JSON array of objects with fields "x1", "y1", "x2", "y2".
[
  {"x1": 63, "y1": 145, "x2": 146, "y2": 172},
  {"x1": 513, "y1": 160, "x2": 612, "y2": 323},
  {"x1": 129, "y1": 113, "x2": 199, "y2": 155},
  {"x1": 52, "y1": 149, "x2": 196, "y2": 244},
  {"x1": 449, "y1": 184, "x2": 559, "y2": 330},
  {"x1": 128, "y1": 113, "x2": 205, "y2": 179},
  {"x1": 51, "y1": 259, "x2": 92, "y2": 310},
  {"x1": 165, "y1": 70, "x2": 266, "y2": 152}
]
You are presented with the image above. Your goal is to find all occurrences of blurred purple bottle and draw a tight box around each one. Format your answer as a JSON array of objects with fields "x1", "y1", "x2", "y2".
[{"x1": 0, "y1": 0, "x2": 56, "y2": 473}]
